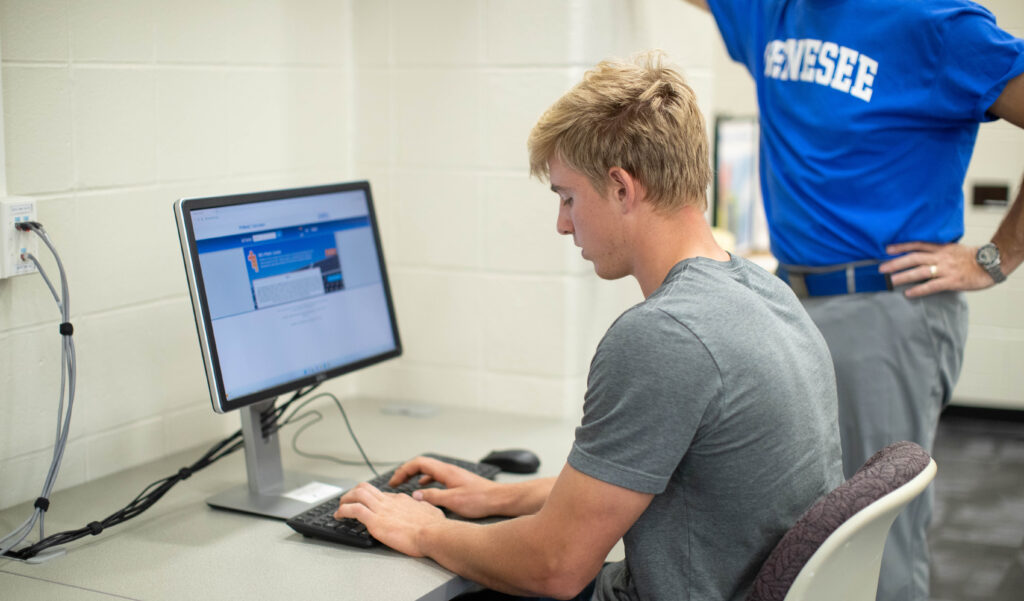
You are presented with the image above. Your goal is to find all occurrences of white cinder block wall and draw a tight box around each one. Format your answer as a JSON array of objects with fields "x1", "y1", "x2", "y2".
[
  {"x1": 0, "y1": 0, "x2": 356, "y2": 511},
  {"x1": 955, "y1": 1, "x2": 1024, "y2": 410},
  {"x1": 1, "y1": 0, "x2": 1019, "y2": 514},
  {"x1": 705, "y1": 0, "x2": 1024, "y2": 410},
  {"x1": 350, "y1": 0, "x2": 716, "y2": 420},
  {"x1": 0, "y1": 0, "x2": 715, "y2": 511}
]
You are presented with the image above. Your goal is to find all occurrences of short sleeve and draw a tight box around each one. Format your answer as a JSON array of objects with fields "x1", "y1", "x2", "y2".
[
  {"x1": 932, "y1": 5, "x2": 1024, "y2": 121},
  {"x1": 706, "y1": 0, "x2": 764, "y2": 73},
  {"x1": 568, "y1": 306, "x2": 722, "y2": 495}
]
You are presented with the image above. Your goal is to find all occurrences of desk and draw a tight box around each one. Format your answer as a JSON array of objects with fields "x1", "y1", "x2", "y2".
[{"x1": 0, "y1": 398, "x2": 578, "y2": 600}]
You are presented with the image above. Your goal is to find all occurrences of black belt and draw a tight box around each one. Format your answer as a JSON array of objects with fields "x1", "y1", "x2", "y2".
[{"x1": 777, "y1": 261, "x2": 893, "y2": 298}]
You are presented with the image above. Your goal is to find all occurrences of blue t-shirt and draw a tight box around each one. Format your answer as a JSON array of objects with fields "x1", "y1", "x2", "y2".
[{"x1": 706, "y1": 0, "x2": 1024, "y2": 266}]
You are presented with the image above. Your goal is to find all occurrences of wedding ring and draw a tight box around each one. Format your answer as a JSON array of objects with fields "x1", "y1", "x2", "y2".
[{"x1": 929, "y1": 264, "x2": 938, "y2": 278}]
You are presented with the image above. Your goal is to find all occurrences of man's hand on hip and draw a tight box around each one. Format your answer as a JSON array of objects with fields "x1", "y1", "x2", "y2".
[{"x1": 880, "y1": 241, "x2": 996, "y2": 298}]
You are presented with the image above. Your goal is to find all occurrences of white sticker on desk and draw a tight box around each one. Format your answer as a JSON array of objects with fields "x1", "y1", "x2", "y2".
[{"x1": 284, "y1": 482, "x2": 345, "y2": 504}]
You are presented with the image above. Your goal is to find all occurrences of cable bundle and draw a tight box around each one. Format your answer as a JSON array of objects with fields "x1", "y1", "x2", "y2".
[
  {"x1": 1, "y1": 380, "x2": 385, "y2": 561},
  {"x1": 4, "y1": 428, "x2": 244, "y2": 561},
  {"x1": 0, "y1": 222, "x2": 76, "y2": 561}
]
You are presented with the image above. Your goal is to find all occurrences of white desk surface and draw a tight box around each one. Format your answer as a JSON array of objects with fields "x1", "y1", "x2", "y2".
[{"x1": 0, "y1": 398, "x2": 579, "y2": 601}]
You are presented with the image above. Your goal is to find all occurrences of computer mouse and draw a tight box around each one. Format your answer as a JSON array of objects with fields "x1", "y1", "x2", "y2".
[{"x1": 480, "y1": 449, "x2": 541, "y2": 474}]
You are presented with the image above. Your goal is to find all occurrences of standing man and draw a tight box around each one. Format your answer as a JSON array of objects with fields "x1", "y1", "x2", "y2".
[
  {"x1": 336, "y1": 51, "x2": 842, "y2": 601},
  {"x1": 683, "y1": 1, "x2": 1024, "y2": 599}
]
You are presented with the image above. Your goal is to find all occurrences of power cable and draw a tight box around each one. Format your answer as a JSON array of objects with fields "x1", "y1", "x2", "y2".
[
  {"x1": 0, "y1": 222, "x2": 76, "y2": 562},
  {"x1": 2, "y1": 382, "x2": 389, "y2": 561}
]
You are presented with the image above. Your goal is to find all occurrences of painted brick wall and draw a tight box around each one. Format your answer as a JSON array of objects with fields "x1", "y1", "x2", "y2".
[
  {"x1": 0, "y1": 0, "x2": 715, "y2": 511},
  {"x1": 348, "y1": 0, "x2": 716, "y2": 420},
  {"x1": 3, "y1": 0, "x2": 1016, "y2": 516},
  {"x1": 955, "y1": 0, "x2": 1024, "y2": 410},
  {"x1": 0, "y1": 0, "x2": 355, "y2": 510}
]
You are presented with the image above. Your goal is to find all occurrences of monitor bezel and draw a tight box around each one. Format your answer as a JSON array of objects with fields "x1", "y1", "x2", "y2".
[{"x1": 174, "y1": 180, "x2": 402, "y2": 414}]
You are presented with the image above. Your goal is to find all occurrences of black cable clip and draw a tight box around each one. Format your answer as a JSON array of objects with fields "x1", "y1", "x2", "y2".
[
  {"x1": 34, "y1": 497, "x2": 50, "y2": 512},
  {"x1": 87, "y1": 521, "x2": 104, "y2": 536},
  {"x1": 177, "y1": 467, "x2": 193, "y2": 480},
  {"x1": 59, "y1": 322, "x2": 74, "y2": 336}
]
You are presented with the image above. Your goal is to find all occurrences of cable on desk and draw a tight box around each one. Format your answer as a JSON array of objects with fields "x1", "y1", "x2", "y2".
[
  {"x1": 3, "y1": 427, "x2": 245, "y2": 561},
  {"x1": 1, "y1": 400, "x2": 256, "y2": 562},
  {"x1": 0, "y1": 387, "x2": 287, "y2": 562},
  {"x1": 274, "y1": 391, "x2": 403, "y2": 477},
  {"x1": 0, "y1": 378, "x2": 306, "y2": 562},
  {"x1": 1, "y1": 385, "x2": 393, "y2": 562},
  {"x1": 0, "y1": 223, "x2": 77, "y2": 562}
]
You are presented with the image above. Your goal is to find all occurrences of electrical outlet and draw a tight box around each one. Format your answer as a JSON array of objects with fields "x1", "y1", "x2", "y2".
[{"x1": 0, "y1": 197, "x2": 39, "y2": 279}]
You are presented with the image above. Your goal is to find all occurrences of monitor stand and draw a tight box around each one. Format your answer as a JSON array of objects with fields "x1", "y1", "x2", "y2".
[{"x1": 206, "y1": 399, "x2": 357, "y2": 520}]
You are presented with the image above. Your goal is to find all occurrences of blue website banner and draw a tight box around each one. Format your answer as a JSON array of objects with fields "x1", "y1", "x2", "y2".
[{"x1": 244, "y1": 234, "x2": 336, "y2": 281}]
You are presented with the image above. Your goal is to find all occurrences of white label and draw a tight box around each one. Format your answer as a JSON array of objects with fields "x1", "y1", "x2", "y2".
[{"x1": 283, "y1": 481, "x2": 345, "y2": 504}]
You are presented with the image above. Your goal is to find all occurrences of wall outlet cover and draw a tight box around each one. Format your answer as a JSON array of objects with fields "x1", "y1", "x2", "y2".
[{"x1": 0, "y1": 196, "x2": 39, "y2": 279}]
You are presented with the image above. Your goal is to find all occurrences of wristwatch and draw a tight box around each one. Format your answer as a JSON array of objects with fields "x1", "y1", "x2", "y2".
[{"x1": 976, "y1": 242, "x2": 1006, "y2": 284}]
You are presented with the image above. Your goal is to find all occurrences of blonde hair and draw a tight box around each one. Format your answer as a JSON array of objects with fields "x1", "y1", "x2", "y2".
[{"x1": 528, "y1": 51, "x2": 710, "y2": 211}]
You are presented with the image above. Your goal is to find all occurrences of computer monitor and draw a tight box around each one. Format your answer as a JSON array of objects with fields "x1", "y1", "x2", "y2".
[{"x1": 174, "y1": 180, "x2": 401, "y2": 519}]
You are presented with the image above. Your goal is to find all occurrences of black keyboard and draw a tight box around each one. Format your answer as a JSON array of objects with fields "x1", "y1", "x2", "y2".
[{"x1": 286, "y1": 453, "x2": 501, "y2": 548}]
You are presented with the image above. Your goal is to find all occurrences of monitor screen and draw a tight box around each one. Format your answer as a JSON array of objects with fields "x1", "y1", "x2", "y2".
[{"x1": 174, "y1": 181, "x2": 401, "y2": 413}]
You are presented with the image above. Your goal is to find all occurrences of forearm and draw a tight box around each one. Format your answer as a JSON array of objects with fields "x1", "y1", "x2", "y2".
[
  {"x1": 989, "y1": 174, "x2": 1024, "y2": 277},
  {"x1": 340, "y1": 466, "x2": 644, "y2": 597},
  {"x1": 417, "y1": 514, "x2": 588, "y2": 598},
  {"x1": 985, "y1": 75, "x2": 1024, "y2": 277},
  {"x1": 412, "y1": 469, "x2": 640, "y2": 598},
  {"x1": 489, "y1": 477, "x2": 555, "y2": 516}
]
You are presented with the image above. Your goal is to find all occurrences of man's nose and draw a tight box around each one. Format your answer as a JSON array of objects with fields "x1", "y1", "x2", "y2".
[{"x1": 556, "y1": 206, "x2": 573, "y2": 236}]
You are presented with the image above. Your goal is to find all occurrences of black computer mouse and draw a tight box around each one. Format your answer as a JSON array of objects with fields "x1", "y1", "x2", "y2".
[{"x1": 480, "y1": 449, "x2": 541, "y2": 474}]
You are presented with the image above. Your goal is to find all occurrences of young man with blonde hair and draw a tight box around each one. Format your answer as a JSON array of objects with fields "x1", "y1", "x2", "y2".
[{"x1": 336, "y1": 51, "x2": 842, "y2": 601}]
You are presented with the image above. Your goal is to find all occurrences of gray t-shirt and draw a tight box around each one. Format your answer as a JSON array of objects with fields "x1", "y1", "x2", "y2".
[{"x1": 569, "y1": 255, "x2": 842, "y2": 601}]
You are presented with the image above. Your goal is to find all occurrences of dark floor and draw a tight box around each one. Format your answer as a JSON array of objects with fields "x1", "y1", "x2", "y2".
[{"x1": 928, "y1": 407, "x2": 1024, "y2": 601}]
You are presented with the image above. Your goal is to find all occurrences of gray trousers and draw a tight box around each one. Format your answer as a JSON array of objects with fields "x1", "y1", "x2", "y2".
[{"x1": 801, "y1": 289, "x2": 968, "y2": 601}]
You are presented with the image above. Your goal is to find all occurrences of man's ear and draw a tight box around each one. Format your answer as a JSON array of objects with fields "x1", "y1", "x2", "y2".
[{"x1": 607, "y1": 166, "x2": 641, "y2": 213}]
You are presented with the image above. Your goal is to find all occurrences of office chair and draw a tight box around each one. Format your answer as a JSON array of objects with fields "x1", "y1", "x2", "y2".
[{"x1": 747, "y1": 440, "x2": 936, "y2": 601}]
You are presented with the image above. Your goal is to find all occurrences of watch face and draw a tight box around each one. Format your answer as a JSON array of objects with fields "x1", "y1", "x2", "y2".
[{"x1": 979, "y1": 244, "x2": 998, "y2": 264}]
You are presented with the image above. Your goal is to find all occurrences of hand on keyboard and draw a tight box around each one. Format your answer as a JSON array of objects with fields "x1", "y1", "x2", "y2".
[
  {"x1": 335, "y1": 481, "x2": 445, "y2": 557},
  {"x1": 375, "y1": 455, "x2": 504, "y2": 519},
  {"x1": 285, "y1": 453, "x2": 500, "y2": 549}
]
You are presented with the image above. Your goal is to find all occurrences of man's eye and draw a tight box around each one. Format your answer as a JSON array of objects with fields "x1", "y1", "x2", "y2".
[{"x1": 561, "y1": 197, "x2": 573, "y2": 207}]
